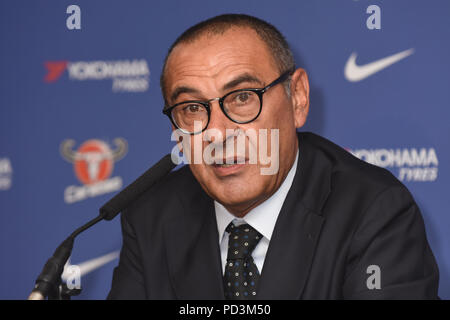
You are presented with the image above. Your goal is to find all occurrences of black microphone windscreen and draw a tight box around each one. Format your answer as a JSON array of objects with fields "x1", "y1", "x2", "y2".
[{"x1": 99, "y1": 153, "x2": 176, "y2": 220}]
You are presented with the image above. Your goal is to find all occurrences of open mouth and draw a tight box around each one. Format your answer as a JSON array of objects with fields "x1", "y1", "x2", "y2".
[
  {"x1": 214, "y1": 163, "x2": 239, "y2": 168},
  {"x1": 212, "y1": 156, "x2": 248, "y2": 166},
  {"x1": 210, "y1": 157, "x2": 248, "y2": 175}
]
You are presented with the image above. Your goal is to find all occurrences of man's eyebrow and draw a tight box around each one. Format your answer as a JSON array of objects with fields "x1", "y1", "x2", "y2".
[
  {"x1": 170, "y1": 86, "x2": 200, "y2": 104},
  {"x1": 222, "y1": 73, "x2": 263, "y2": 91},
  {"x1": 169, "y1": 73, "x2": 263, "y2": 104}
]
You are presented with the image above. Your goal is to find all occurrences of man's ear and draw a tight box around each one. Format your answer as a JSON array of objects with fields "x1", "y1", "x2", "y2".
[{"x1": 289, "y1": 68, "x2": 310, "y2": 128}]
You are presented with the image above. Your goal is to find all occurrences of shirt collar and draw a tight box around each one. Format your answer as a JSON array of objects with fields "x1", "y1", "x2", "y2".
[{"x1": 215, "y1": 148, "x2": 299, "y2": 242}]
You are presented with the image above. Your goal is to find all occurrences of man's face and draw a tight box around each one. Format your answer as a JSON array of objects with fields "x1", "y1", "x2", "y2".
[{"x1": 164, "y1": 27, "x2": 309, "y2": 216}]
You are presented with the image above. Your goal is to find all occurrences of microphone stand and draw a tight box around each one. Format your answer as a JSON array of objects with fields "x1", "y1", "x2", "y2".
[
  {"x1": 28, "y1": 215, "x2": 104, "y2": 300},
  {"x1": 28, "y1": 154, "x2": 176, "y2": 300}
]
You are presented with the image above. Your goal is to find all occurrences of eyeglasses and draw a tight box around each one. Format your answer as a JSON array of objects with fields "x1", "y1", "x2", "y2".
[{"x1": 162, "y1": 68, "x2": 295, "y2": 134}]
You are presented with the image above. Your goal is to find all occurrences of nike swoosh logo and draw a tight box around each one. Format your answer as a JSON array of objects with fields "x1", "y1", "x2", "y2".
[
  {"x1": 61, "y1": 250, "x2": 119, "y2": 281},
  {"x1": 344, "y1": 48, "x2": 414, "y2": 82}
]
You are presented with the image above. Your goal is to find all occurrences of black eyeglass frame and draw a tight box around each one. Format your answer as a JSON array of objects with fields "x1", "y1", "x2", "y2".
[{"x1": 162, "y1": 67, "x2": 295, "y2": 134}]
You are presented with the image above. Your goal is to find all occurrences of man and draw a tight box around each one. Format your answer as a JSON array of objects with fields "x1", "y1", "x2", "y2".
[{"x1": 108, "y1": 14, "x2": 439, "y2": 299}]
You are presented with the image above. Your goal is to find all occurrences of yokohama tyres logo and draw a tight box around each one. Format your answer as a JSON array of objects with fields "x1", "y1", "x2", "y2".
[
  {"x1": 349, "y1": 147, "x2": 439, "y2": 182},
  {"x1": 44, "y1": 59, "x2": 150, "y2": 92}
]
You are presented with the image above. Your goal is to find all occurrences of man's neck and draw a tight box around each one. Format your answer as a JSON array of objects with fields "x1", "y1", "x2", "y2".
[{"x1": 223, "y1": 148, "x2": 299, "y2": 218}]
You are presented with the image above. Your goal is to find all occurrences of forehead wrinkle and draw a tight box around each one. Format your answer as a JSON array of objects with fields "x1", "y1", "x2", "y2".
[
  {"x1": 165, "y1": 29, "x2": 279, "y2": 101},
  {"x1": 170, "y1": 50, "x2": 258, "y2": 80},
  {"x1": 169, "y1": 61, "x2": 265, "y2": 102}
]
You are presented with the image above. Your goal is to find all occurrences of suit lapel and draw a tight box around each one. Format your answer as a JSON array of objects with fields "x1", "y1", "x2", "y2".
[
  {"x1": 257, "y1": 201, "x2": 324, "y2": 299},
  {"x1": 258, "y1": 132, "x2": 331, "y2": 299},
  {"x1": 164, "y1": 179, "x2": 224, "y2": 299}
]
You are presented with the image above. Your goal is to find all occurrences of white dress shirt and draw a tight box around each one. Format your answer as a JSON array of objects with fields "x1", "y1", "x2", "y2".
[{"x1": 214, "y1": 149, "x2": 299, "y2": 274}]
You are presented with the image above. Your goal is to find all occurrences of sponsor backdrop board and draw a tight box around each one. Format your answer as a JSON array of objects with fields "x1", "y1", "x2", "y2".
[{"x1": 0, "y1": 0, "x2": 449, "y2": 299}]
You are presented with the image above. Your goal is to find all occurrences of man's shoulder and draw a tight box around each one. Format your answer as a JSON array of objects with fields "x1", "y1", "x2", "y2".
[
  {"x1": 299, "y1": 131, "x2": 404, "y2": 191},
  {"x1": 298, "y1": 132, "x2": 418, "y2": 242}
]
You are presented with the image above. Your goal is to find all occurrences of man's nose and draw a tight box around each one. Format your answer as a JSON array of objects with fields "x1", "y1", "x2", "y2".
[{"x1": 204, "y1": 100, "x2": 235, "y2": 142}]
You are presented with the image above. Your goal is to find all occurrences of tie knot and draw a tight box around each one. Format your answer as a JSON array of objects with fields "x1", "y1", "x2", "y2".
[{"x1": 225, "y1": 223, "x2": 262, "y2": 260}]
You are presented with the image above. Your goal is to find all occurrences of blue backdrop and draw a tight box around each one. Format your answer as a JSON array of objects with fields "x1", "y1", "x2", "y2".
[{"x1": 0, "y1": 0, "x2": 449, "y2": 299}]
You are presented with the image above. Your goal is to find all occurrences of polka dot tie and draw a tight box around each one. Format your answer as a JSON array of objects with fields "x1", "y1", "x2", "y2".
[{"x1": 223, "y1": 222, "x2": 262, "y2": 300}]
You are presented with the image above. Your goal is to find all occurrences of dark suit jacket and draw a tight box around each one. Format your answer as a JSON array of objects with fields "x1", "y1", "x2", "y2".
[{"x1": 107, "y1": 132, "x2": 439, "y2": 299}]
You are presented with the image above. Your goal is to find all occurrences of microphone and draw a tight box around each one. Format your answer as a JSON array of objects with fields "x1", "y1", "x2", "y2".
[
  {"x1": 99, "y1": 153, "x2": 176, "y2": 220},
  {"x1": 28, "y1": 154, "x2": 176, "y2": 300}
]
